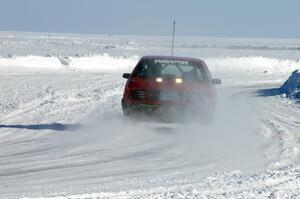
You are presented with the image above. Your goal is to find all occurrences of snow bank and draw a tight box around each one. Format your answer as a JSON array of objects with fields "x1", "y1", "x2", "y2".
[
  {"x1": 0, "y1": 55, "x2": 62, "y2": 69},
  {"x1": 206, "y1": 56, "x2": 300, "y2": 74},
  {"x1": 280, "y1": 70, "x2": 300, "y2": 100},
  {"x1": 0, "y1": 53, "x2": 139, "y2": 72},
  {"x1": 0, "y1": 55, "x2": 299, "y2": 75},
  {"x1": 68, "y1": 54, "x2": 138, "y2": 71}
]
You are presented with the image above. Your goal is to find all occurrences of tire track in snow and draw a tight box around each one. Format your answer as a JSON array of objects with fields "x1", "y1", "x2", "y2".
[{"x1": 0, "y1": 72, "x2": 299, "y2": 198}]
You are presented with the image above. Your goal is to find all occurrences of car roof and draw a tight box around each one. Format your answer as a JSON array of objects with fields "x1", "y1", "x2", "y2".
[{"x1": 141, "y1": 55, "x2": 205, "y2": 64}]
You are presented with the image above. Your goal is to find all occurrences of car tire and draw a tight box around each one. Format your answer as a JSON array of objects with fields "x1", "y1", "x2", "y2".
[{"x1": 121, "y1": 99, "x2": 130, "y2": 116}]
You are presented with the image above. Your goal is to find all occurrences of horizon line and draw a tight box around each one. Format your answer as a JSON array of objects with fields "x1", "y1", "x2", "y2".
[{"x1": 0, "y1": 30, "x2": 300, "y2": 40}]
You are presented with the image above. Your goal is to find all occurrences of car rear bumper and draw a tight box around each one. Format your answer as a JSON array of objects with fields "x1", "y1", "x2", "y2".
[
  {"x1": 122, "y1": 98, "x2": 215, "y2": 123},
  {"x1": 122, "y1": 98, "x2": 214, "y2": 115},
  {"x1": 122, "y1": 99, "x2": 181, "y2": 112}
]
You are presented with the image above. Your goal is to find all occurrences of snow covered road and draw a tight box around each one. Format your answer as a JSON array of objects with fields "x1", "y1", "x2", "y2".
[{"x1": 0, "y1": 68, "x2": 299, "y2": 199}]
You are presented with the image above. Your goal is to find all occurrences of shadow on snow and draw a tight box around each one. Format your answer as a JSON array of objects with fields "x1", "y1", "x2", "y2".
[
  {"x1": 255, "y1": 87, "x2": 282, "y2": 97},
  {"x1": 0, "y1": 123, "x2": 82, "y2": 131}
]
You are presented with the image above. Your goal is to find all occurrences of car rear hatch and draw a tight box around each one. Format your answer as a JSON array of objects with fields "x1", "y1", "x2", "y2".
[{"x1": 126, "y1": 77, "x2": 211, "y2": 105}]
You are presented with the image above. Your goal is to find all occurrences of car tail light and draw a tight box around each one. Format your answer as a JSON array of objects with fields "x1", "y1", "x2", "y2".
[
  {"x1": 175, "y1": 78, "x2": 183, "y2": 84},
  {"x1": 156, "y1": 77, "x2": 163, "y2": 83}
]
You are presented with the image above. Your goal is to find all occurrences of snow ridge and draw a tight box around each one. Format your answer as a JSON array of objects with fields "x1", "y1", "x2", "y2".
[{"x1": 280, "y1": 70, "x2": 300, "y2": 100}]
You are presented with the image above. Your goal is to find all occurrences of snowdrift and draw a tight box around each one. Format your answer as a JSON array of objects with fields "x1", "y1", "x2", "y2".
[
  {"x1": 280, "y1": 70, "x2": 300, "y2": 100},
  {"x1": 0, "y1": 53, "x2": 139, "y2": 72},
  {"x1": 206, "y1": 56, "x2": 300, "y2": 74},
  {"x1": 0, "y1": 54, "x2": 299, "y2": 75}
]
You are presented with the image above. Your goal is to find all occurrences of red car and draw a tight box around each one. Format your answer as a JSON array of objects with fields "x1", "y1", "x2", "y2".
[{"x1": 122, "y1": 56, "x2": 221, "y2": 122}]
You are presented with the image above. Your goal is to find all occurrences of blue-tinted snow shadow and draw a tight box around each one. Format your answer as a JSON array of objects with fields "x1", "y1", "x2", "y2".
[
  {"x1": 255, "y1": 87, "x2": 282, "y2": 97},
  {"x1": 255, "y1": 87, "x2": 300, "y2": 103},
  {"x1": 0, "y1": 123, "x2": 82, "y2": 131}
]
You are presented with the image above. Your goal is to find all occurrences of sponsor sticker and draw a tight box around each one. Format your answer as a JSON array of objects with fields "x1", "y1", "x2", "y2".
[{"x1": 154, "y1": 60, "x2": 189, "y2": 65}]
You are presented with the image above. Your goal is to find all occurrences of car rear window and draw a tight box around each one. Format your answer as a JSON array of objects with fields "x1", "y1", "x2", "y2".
[{"x1": 132, "y1": 59, "x2": 208, "y2": 81}]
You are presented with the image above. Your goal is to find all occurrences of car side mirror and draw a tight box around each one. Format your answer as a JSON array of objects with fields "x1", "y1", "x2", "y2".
[
  {"x1": 212, "y1": 79, "x2": 222, "y2": 85},
  {"x1": 122, "y1": 73, "x2": 131, "y2": 79}
]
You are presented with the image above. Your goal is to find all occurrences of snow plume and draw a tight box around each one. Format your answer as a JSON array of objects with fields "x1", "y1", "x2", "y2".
[
  {"x1": 173, "y1": 88, "x2": 264, "y2": 170},
  {"x1": 55, "y1": 87, "x2": 264, "y2": 175}
]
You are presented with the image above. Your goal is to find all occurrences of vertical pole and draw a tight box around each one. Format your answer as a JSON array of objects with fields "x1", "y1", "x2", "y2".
[{"x1": 171, "y1": 21, "x2": 176, "y2": 57}]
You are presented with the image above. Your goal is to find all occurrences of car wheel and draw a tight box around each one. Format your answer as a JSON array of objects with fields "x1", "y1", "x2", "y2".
[{"x1": 121, "y1": 99, "x2": 130, "y2": 117}]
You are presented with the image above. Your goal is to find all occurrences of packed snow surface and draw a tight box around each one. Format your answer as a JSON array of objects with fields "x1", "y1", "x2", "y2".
[{"x1": 0, "y1": 32, "x2": 300, "y2": 198}]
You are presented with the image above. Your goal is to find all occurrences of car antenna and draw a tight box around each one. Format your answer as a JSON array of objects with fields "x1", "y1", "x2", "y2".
[{"x1": 171, "y1": 21, "x2": 176, "y2": 57}]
